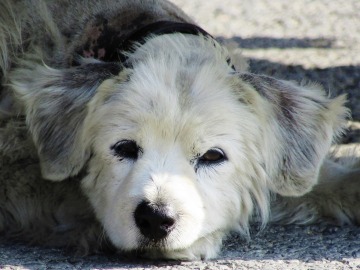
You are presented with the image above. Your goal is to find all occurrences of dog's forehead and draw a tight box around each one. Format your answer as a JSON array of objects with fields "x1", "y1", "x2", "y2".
[
  {"x1": 95, "y1": 61, "x2": 243, "y2": 146},
  {"x1": 131, "y1": 53, "x2": 237, "y2": 109}
]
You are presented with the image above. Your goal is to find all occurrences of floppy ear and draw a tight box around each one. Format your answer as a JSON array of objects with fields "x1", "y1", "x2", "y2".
[
  {"x1": 237, "y1": 73, "x2": 348, "y2": 196},
  {"x1": 10, "y1": 61, "x2": 122, "y2": 181}
]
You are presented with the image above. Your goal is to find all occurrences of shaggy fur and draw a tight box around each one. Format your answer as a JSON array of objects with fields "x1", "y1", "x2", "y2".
[{"x1": 0, "y1": 0, "x2": 359, "y2": 260}]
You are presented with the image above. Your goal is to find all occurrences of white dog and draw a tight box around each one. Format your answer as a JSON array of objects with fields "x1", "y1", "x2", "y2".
[{"x1": 0, "y1": 0, "x2": 359, "y2": 260}]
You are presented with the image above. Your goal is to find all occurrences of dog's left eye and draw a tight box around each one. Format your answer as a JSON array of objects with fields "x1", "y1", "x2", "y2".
[
  {"x1": 111, "y1": 140, "x2": 141, "y2": 160},
  {"x1": 198, "y1": 148, "x2": 227, "y2": 166}
]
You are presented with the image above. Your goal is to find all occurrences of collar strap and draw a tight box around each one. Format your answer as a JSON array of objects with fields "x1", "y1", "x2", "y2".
[
  {"x1": 118, "y1": 20, "x2": 235, "y2": 70},
  {"x1": 119, "y1": 20, "x2": 213, "y2": 54}
]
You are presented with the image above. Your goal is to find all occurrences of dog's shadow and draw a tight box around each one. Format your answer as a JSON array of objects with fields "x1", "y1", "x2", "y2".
[{"x1": 224, "y1": 36, "x2": 335, "y2": 49}]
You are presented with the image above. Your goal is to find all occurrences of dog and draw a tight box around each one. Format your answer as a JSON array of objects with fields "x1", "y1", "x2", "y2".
[{"x1": 0, "y1": 0, "x2": 359, "y2": 260}]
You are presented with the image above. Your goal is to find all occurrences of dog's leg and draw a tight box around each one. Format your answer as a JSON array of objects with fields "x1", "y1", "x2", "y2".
[
  {"x1": 271, "y1": 144, "x2": 360, "y2": 225},
  {"x1": 0, "y1": 120, "x2": 103, "y2": 253}
]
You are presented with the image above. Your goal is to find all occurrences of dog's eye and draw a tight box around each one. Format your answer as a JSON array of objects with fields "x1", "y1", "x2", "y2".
[
  {"x1": 198, "y1": 148, "x2": 227, "y2": 166},
  {"x1": 111, "y1": 140, "x2": 141, "y2": 160}
]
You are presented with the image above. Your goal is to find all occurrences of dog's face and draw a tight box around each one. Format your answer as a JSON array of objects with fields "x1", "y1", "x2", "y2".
[
  {"x1": 11, "y1": 35, "x2": 347, "y2": 259},
  {"x1": 80, "y1": 57, "x2": 263, "y2": 259}
]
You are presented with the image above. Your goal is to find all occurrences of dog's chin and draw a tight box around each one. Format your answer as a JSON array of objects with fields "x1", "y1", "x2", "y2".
[{"x1": 116, "y1": 231, "x2": 225, "y2": 261}]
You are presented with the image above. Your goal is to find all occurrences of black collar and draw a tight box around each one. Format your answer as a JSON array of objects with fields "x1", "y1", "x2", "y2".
[
  {"x1": 118, "y1": 20, "x2": 235, "y2": 70},
  {"x1": 118, "y1": 20, "x2": 213, "y2": 57}
]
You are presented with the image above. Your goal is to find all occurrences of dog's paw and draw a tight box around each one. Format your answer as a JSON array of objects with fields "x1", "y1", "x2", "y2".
[{"x1": 271, "y1": 169, "x2": 360, "y2": 226}]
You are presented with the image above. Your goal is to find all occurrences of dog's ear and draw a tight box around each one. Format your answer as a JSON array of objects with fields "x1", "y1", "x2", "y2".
[
  {"x1": 236, "y1": 73, "x2": 348, "y2": 196},
  {"x1": 11, "y1": 62, "x2": 122, "y2": 181}
]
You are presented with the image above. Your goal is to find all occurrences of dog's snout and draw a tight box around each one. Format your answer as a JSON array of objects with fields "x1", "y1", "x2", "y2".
[{"x1": 134, "y1": 201, "x2": 176, "y2": 241}]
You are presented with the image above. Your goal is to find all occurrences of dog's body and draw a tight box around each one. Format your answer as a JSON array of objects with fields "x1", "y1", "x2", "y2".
[{"x1": 0, "y1": 0, "x2": 359, "y2": 260}]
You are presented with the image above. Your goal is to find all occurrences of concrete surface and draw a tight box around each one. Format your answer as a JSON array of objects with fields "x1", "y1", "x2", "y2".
[
  {"x1": 1, "y1": 225, "x2": 360, "y2": 269},
  {"x1": 1, "y1": 0, "x2": 360, "y2": 269}
]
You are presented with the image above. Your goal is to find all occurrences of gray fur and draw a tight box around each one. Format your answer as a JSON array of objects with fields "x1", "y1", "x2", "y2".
[
  {"x1": 238, "y1": 73, "x2": 347, "y2": 196},
  {"x1": 11, "y1": 62, "x2": 123, "y2": 180}
]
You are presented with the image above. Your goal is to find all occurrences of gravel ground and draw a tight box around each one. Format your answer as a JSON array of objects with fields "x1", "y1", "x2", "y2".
[
  {"x1": 2, "y1": 225, "x2": 360, "y2": 269},
  {"x1": 1, "y1": 0, "x2": 360, "y2": 269}
]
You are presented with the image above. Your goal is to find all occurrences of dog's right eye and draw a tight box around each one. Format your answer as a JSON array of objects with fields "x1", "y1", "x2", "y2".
[
  {"x1": 198, "y1": 148, "x2": 227, "y2": 166},
  {"x1": 111, "y1": 140, "x2": 141, "y2": 160}
]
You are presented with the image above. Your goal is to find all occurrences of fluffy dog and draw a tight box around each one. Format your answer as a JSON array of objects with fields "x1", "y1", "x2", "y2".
[{"x1": 0, "y1": 0, "x2": 359, "y2": 260}]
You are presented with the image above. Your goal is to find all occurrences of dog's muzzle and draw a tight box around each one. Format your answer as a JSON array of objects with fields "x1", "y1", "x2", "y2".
[{"x1": 134, "y1": 201, "x2": 177, "y2": 241}]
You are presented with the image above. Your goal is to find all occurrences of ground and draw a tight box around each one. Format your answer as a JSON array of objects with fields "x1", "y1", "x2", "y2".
[{"x1": 1, "y1": 0, "x2": 360, "y2": 269}]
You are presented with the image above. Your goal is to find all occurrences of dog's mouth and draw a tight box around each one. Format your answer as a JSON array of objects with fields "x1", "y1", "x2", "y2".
[
  {"x1": 118, "y1": 238, "x2": 177, "y2": 260},
  {"x1": 138, "y1": 237, "x2": 170, "y2": 251}
]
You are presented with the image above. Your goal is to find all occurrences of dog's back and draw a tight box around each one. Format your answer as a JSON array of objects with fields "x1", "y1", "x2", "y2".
[
  {"x1": 0, "y1": 0, "x2": 192, "y2": 71},
  {"x1": 0, "y1": 0, "x2": 193, "y2": 120}
]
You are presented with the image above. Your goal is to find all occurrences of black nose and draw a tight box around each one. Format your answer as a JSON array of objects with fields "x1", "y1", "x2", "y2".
[{"x1": 134, "y1": 201, "x2": 176, "y2": 241}]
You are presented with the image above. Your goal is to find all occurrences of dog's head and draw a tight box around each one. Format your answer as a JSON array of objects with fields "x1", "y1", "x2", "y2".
[{"x1": 11, "y1": 35, "x2": 347, "y2": 259}]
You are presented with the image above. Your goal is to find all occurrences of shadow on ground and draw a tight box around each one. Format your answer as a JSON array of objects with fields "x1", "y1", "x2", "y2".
[{"x1": 218, "y1": 36, "x2": 335, "y2": 49}]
